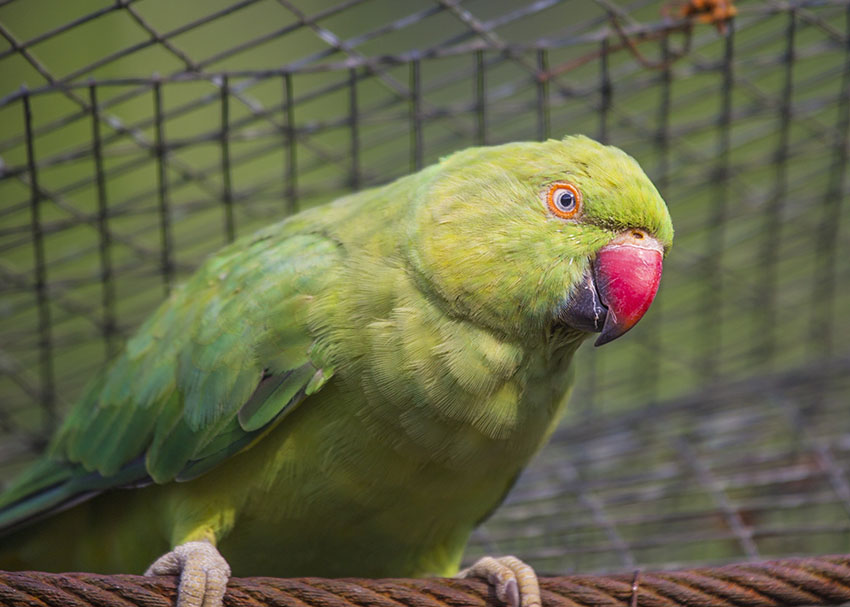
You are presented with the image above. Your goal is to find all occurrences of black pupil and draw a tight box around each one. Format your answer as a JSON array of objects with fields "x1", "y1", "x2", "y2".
[{"x1": 558, "y1": 190, "x2": 575, "y2": 210}]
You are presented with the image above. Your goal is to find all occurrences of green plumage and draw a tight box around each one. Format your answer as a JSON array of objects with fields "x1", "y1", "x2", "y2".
[{"x1": 0, "y1": 135, "x2": 672, "y2": 578}]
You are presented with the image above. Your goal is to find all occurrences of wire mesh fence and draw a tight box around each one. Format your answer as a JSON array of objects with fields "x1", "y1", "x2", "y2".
[{"x1": 1, "y1": 0, "x2": 849, "y2": 575}]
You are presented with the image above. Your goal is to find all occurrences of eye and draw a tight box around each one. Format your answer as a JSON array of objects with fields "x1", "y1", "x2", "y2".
[{"x1": 546, "y1": 182, "x2": 582, "y2": 219}]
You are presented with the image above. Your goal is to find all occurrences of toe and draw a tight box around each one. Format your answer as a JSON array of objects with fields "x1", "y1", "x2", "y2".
[
  {"x1": 203, "y1": 567, "x2": 229, "y2": 607},
  {"x1": 503, "y1": 578, "x2": 520, "y2": 607},
  {"x1": 500, "y1": 557, "x2": 540, "y2": 607},
  {"x1": 177, "y1": 558, "x2": 208, "y2": 607}
]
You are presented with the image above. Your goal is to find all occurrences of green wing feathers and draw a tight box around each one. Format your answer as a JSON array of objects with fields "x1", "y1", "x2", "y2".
[{"x1": 0, "y1": 231, "x2": 341, "y2": 531}]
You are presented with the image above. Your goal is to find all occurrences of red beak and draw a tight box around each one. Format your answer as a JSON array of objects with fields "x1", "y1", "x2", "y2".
[{"x1": 593, "y1": 231, "x2": 664, "y2": 346}]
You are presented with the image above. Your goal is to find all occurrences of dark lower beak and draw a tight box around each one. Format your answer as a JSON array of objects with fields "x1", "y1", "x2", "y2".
[{"x1": 558, "y1": 269, "x2": 608, "y2": 334}]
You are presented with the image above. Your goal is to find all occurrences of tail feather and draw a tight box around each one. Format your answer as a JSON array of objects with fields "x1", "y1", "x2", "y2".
[{"x1": 0, "y1": 457, "x2": 150, "y2": 538}]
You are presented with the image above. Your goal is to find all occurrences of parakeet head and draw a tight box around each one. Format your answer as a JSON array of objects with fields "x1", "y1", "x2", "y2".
[{"x1": 407, "y1": 134, "x2": 673, "y2": 345}]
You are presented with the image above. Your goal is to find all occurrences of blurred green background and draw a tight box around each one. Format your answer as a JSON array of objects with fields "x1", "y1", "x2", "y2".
[{"x1": 1, "y1": 0, "x2": 849, "y2": 572}]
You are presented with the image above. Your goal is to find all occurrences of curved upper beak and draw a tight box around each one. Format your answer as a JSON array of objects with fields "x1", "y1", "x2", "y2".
[{"x1": 559, "y1": 230, "x2": 664, "y2": 346}]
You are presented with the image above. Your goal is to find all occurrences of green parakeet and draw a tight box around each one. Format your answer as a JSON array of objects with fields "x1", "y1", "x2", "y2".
[{"x1": 0, "y1": 135, "x2": 673, "y2": 607}]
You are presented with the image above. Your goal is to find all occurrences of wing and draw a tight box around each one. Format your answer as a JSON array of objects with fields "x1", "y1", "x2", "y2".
[{"x1": 0, "y1": 229, "x2": 341, "y2": 533}]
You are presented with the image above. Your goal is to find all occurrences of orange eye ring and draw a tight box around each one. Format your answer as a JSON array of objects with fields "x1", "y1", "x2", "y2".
[{"x1": 547, "y1": 182, "x2": 582, "y2": 219}]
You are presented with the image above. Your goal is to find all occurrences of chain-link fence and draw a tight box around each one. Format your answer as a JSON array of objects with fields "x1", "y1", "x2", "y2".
[{"x1": 1, "y1": 0, "x2": 848, "y2": 574}]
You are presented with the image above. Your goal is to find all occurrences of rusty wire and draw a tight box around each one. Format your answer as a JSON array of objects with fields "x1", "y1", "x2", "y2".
[{"x1": 1, "y1": 554, "x2": 850, "y2": 607}]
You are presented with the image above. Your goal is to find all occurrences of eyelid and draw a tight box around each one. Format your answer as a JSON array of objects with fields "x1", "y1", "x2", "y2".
[{"x1": 546, "y1": 182, "x2": 582, "y2": 219}]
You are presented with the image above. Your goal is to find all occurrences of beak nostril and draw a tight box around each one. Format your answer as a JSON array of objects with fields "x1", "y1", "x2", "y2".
[{"x1": 632, "y1": 230, "x2": 645, "y2": 240}]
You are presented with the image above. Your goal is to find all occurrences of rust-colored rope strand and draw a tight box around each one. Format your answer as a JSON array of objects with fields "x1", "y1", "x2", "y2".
[{"x1": 2, "y1": 554, "x2": 850, "y2": 607}]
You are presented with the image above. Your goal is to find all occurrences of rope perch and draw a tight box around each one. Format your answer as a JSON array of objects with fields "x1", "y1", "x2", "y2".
[{"x1": 2, "y1": 554, "x2": 850, "y2": 607}]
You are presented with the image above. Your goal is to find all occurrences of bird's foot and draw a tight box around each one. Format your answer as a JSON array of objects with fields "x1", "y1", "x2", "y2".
[
  {"x1": 145, "y1": 540, "x2": 231, "y2": 607},
  {"x1": 457, "y1": 555, "x2": 540, "y2": 607}
]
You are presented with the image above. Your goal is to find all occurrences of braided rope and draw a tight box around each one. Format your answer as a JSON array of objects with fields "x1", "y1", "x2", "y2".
[{"x1": 2, "y1": 555, "x2": 849, "y2": 607}]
